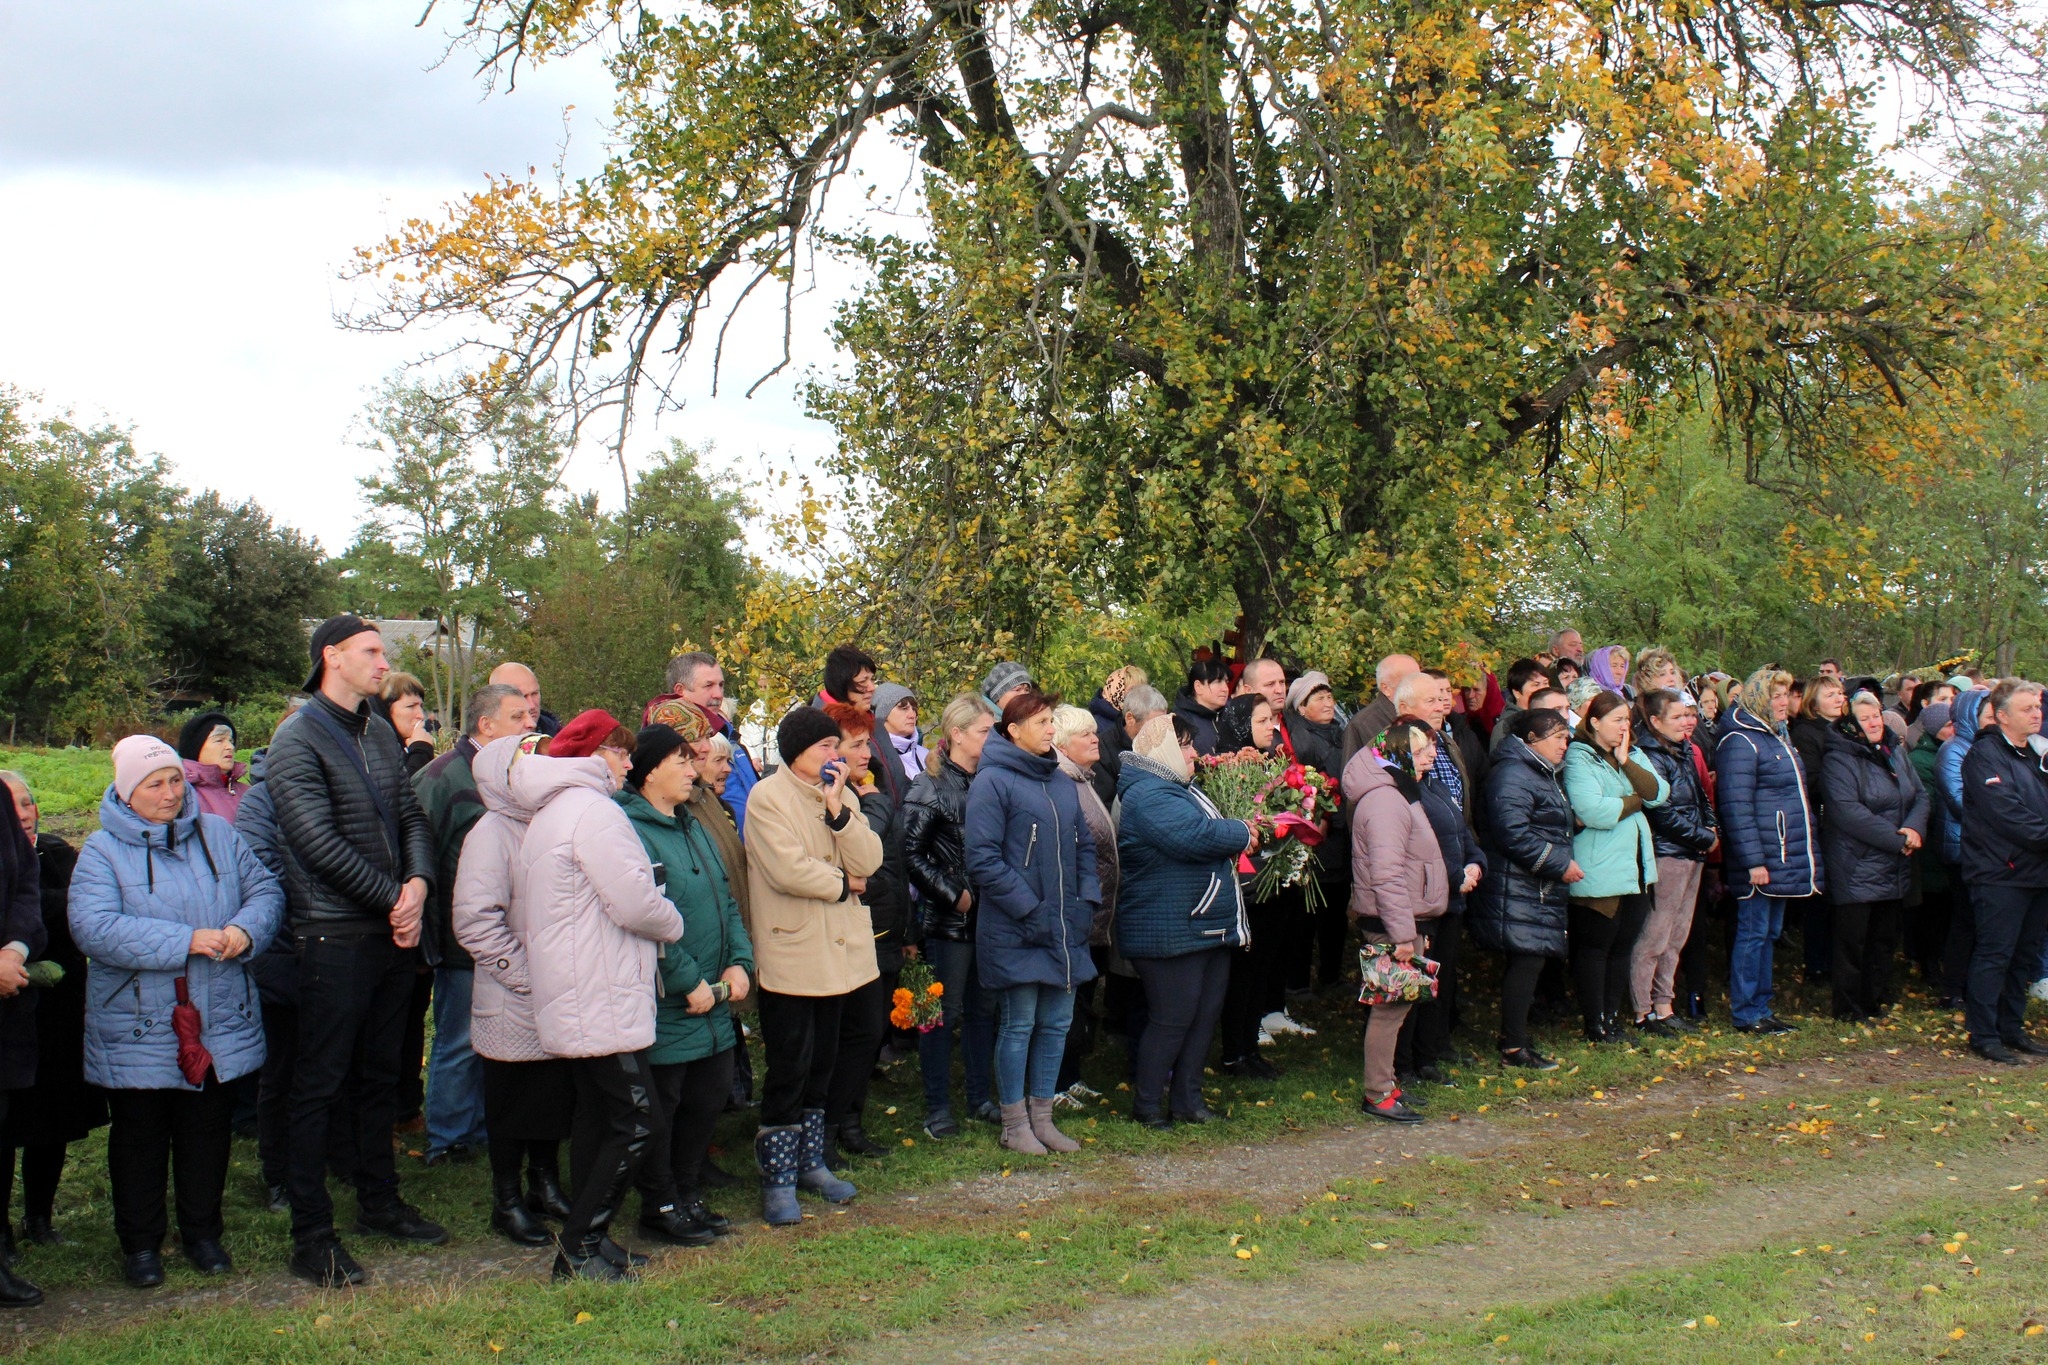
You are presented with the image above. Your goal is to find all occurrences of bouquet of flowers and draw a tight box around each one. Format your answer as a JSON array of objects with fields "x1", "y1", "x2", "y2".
[
  {"x1": 890, "y1": 959, "x2": 946, "y2": 1032},
  {"x1": 1197, "y1": 750, "x2": 1342, "y2": 909}
]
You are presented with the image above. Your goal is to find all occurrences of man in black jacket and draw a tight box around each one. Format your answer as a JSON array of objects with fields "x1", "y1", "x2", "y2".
[
  {"x1": 1960, "y1": 678, "x2": 2048, "y2": 1065},
  {"x1": 268, "y1": 616, "x2": 444, "y2": 1286}
]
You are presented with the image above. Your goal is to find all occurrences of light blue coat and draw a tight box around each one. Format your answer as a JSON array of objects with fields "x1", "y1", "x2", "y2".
[
  {"x1": 1563, "y1": 741, "x2": 1669, "y2": 899},
  {"x1": 70, "y1": 785, "x2": 283, "y2": 1090}
]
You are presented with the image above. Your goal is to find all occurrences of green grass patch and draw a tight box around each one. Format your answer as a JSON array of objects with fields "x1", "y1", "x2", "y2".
[{"x1": 0, "y1": 746, "x2": 113, "y2": 837}]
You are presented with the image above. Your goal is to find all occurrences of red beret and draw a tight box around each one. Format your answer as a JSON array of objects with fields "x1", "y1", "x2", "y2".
[{"x1": 549, "y1": 709, "x2": 622, "y2": 759}]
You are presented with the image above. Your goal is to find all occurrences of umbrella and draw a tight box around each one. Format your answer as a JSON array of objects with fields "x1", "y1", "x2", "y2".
[{"x1": 171, "y1": 977, "x2": 213, "y2": 1087}]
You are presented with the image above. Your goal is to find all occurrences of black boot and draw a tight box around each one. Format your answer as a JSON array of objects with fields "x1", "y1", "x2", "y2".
[
  {"x1": 0, "y1": 1225, "x2": 15, "y2": 1270},
  {"x1": 835, "y1": 1121, "x2": 886, "y2": 1159},
  {"x1": 491, "y1": 1175, "x2": 550, "y2": 1246},
  {"x1": 552, "y1": 1233, "x2": 627, "y2": 1282},
  {"x1": 18, "y1": 1216, "x2": 60, "y2": 1247},
  {"x1": 527, "y1": 1163, "x2": 572, "y2": 1221},
  {"x1": 0, "y1": 1262, "x2": 41, "y2": 1309},
  {"x1": 638, "y1": 1203, "x2": 717, "y2": 1247}
]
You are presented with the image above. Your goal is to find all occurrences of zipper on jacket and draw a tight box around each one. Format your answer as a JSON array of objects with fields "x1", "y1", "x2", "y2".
[
  {"x1": 1048, "y1": 786, "x2": 1071, "y2": 990},
  {"x1": 1023, "y1": 823, "x2": 1038, "y2": 869}
]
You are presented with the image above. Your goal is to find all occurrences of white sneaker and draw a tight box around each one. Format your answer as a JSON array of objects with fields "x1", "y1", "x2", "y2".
[
  {"x1": 1050, "y1": 1089, "x2": 1082, "y2": 1110},
  {"x1": 1257, "y1": 1027, "x2": 1275, "y2": 1047},
  {"x1": 2031, "y1": 978, "x2": 2048, "y2": 1003},
  {"x1": 1261, "y1": 1010, "x2": 1317, "y2": 1038},
  {"x1": 1065, "y1": 1082, "x2": 1103, "y2": 1102}
]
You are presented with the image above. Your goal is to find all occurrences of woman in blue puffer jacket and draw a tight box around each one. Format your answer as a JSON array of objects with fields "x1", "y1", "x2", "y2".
[
  {"x1": 964, "y1": 690, "x2": 1099, "y2": 1157},
  {"x1": 1935, "y1": 687, "x2": 1993, "y2": 1001},
  {"x1": 69, "y1": 736, "x2": 282, "y2": 1288}
]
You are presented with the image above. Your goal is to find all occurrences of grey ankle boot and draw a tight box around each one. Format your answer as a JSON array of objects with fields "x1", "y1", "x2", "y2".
[
  {"x1": 754, "y1": 1125, "x2": 803, "y2": 1226},
  {"x1": 998, "y1": 1101, "x2": 1048, "y2": 1155},
  {"x1": 1026, "y1": 1096, "x2": 1080, "y2": 1152}
]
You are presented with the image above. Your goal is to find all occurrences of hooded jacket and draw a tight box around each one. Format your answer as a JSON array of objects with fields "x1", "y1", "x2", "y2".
[
  {"x1": 1819, "y1": 723, "x2": 1930, "y2": 905},
  {"x1": 1342, "y1": 750, "x2": 1449, "y2": 945},
  {"x1": 744, "y1": 765, "x2": 886, "y2": 997},
  {"x1": 510, "y1": 753, "x2": 683, "y2": 1057},
  {"x1": 1563, "y1": 739, "x2": 1669, "y2": 899},
  {"x1": 903, "y1": 759, "x2": 976, "y2": 943},
  {"x1": 617, "y1": 789, "x2": 756, "y2": 1066},
  {"x1": 451, "y1": 737, "x2": 546, "y2": 1062},
  {"x1": 1469, "y1": 736, "x2": 1575, "y2": 959},
  {"x1": 855, "y1": 778, "x2": 914, "y2": 972},
  {"x1": 1908, "y1": 730, "x2": 1950, "y2": 894},
  {"x1": 1960, "y1": 722, "x2": 2048, "y2": 889},
  {"x1": 1112, "y1": 751, "x2": 1249, "y2": 960},
  {"x1": 69, "y1": 786, "x2": 282, "y2": 1090},
  {"x1": 1418, "y1": 776, "x2": 1484, "y2": 915},
  {"x1": 1639, "y1": 731, "x2": 1718, "y2": 860},
  {"x1": 1937, "y1": 687, "x2": 1991, "y2": 865},
  {"x1": 963, "y1": 732, "x2": 1101, "y2": 990},
  {"x1": 1713, "y1": 703, "x2": 1823, "y2": 900},
  {"x1": 1172, "y1": 689, "x2": 1224, "y2": 757},
  {"x1": 181, "y1": 760, "x2": 249, "y2": 822}
]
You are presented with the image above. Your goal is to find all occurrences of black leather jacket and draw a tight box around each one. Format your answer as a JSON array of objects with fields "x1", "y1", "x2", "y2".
[
  {"x1": 902, "y1": 759, "x2": 975, "y2": 942},
  {"x1": 1640, "y1": 733, "x2": 1719, "y2": 860},
  {"x1": 264, "y1": 694, "x2": 436, "y2": 936}
]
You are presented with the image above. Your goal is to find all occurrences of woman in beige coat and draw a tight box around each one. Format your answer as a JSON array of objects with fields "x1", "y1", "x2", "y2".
[{"x1": 744, "y1": 708, "x2": 884, "y2": 1225}]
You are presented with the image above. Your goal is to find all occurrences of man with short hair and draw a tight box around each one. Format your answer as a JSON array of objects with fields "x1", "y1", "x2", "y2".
[
  {"x1": 1121, "y1": 684, "x2": 1169, "y2": 738},
  {"x1": 268, "y1": 616, "x2": 444, "y2": 1287},
  {"x1": 489, "y1": 661, "x2": 560, "y2": 736},
  {"x1": 1492, "y1": 658, "x2": 1552, "y2": 753},
  {"x1": 411, "y1": 683, "x2": 536, "y2": 1176},
  {"x1": 1960, "y1": 679, "x2": 2048, "y2": 1065},
  {"x1": 1342, "y1": 653, "x2": 1421, "y2": 768},
  {"x1": 1548, "y1": 629, "x2": 1585, "y2": 665},
  {"x1": 1817, "y1": 659, "x2": 1844, "y2": 682},
  {"x1": 650, "y1": 651, "x2": 764, "y2": 836},
  {"x1": 1238, "y1": 658, "x2": 1288, "y2": 713}
]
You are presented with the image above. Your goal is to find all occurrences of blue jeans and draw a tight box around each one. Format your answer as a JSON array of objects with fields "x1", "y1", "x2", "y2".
[
  {"x1": 424, "y1": 968, "x2": 488, "y2": 1155},
  {"x1": 918, "y1": 939, "x2": 996, "y2": 1118},
  {"x1": 993, "y1": 983, "x2": 1077, "y2": 1104},
  {"x1": 1729, "y1": 894, "x2": 1788, "y2": 1026}
]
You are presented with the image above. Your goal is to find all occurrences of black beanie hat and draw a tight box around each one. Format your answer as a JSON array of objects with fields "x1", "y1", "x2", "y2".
[
  {"x1": 627, "y1": 724, "x2": 689, "y2": 791},
  {"x1": 778, "y1": 705, "x2": 843, "y2": 766},
  {"x1": 176, "y1": 710, "x2": 235, "y2": 762}
]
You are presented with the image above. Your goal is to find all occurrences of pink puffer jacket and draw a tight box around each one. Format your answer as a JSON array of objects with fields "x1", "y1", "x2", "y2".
[
  {"x1": 518, "y1": 752, "x2": 682, "y2": 1057},
  {"x1": 453, "y1": 737, "x2": 546, "y2": 1062}
]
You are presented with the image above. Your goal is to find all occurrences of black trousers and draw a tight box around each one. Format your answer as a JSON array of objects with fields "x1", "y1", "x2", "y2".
[
  {"x1": 1, "y1": 1143, "x2": 67, "y2": 1227},
  {"x1": 1832, "y1": 899, "x2": 1902, "y2": 1016},
  {"x1": 285, "y1": 934, "x2": 415, "y2": 1243},
  {"x1": 1219, "y1": 898, "x2": 1287, "y2": 1061},
  {"x1": 1944, "y1": 878, "x2": 1977, "y2": 1002},
  {"x1": 106, "y1": 1081, "x2": 235, "y2": 1254},
  {"x1": 1908, "y1": 885, "x2": 1954, "y2": 982},
  {"x1": 256, "y1": 998, "x2": 297, "y2": 1189},
  {"x1": 1398, "y1": 914, "x2": 1464, "y2": 1070},
  {"x1": 1130, "y1": 950, "x2": 1231, "y2": 1116},
  {"x1": 638, "y1": 1047, "x2": 737, "y2": 1210},
  {"x1": 1675, "y1": 868, "x2": 1724, "y2": 1004},
  {"x1": 1965, "y1": 884, "x2": 2048, "y2": 1046},
  {"x1": 397, "y1": 965, "x2": 433, "y2": 1123},
  {"x1": 564, "y1": 1050, "x2": 656, "y2": 1243},
  {"x1": 1499, "y1": 952, "x2": 1549, "y2": 1052},
  {"x1": 826, "y1": 974, "x2": 891, "y2": 1129},
  {"x1": 756, "y1": 989, "x2": 847, "y2": 1127},
  {"x1": 1568, "y1": 896, "x2": 1651, "y2": 1029}
]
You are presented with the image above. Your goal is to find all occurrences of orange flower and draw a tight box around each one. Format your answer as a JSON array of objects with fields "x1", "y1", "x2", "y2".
[
  {"x1": 892, "y1": 988, "x2": 914, "y2": 1008},
  {"x1": 926, "y1": 982, "x2": 944, "y2": 998},
  {"x1": 889, "y1": 1007, "x2": 913, "y2": 1029}
]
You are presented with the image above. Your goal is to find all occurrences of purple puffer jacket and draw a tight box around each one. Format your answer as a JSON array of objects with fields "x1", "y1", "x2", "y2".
[{"x1": 183, "y1": 759, "x2": 249, "y2": 822}]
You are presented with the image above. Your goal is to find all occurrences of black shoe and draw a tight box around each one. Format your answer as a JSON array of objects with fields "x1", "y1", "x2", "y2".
[
  {"x1": 1762, "y1": 1015, "x2": 1799, "y2": 1033},
  {"x1": 1682, "y1": 992, "x2": 1706, "y2": 1020},
  {"x1": 1361, "y1": 1094, "x2": 1424, "y2": 1124},
  {"x1": 680, "y1": 1199, "x2": 732, "y2": 1236},
  {"x1": 1132, "y1": 1110, "x2": 1174, "y2": 1130},
  {"x1": 122, "y1": 1249, "x2": 165, "y2": 1289},
  {"x1": 1582, "y1": 1021, "x2": 1610, "y2": 1043},
  {"x1": 1229, "y1": 1054, "x2": 1280, "y2": 1080},
  {"x1": 553, "y1": 1238, "x2": 629, "y2": 1283},
  {"x1": 1636, "y1": 1015, "x2": 1683, "y2": 1039},
  {"x1": 696, "y1": 1158, "x2": 744, "y2": 1191},
  {"x1": 1664, "y1": 1012, "x2": 1699, "y2": 1032},
  {"x1": 1170, "y1": 1105, "x2": 1219, "y2": 1124},
  {"x1": 972, "y1": 1100, "x2": 1003, "y2": 1124},
  {"x1": 922, "y1": 1112, "x2": 960, "y2": 1140},
  {"x1": 1973, "y1": 1040, "x2": 2026, "y2": 1066},
  {"x1": 835, "y1": 1123, "x2": 886, "y2": 1158},
  {"x1": 184, "y1": 1238, "x2": 233, "y2": 1274},
  {"x1": 1499, "y1": 1047, "x2": 1560, "y2": 1072},
  {"x1": 265, "y1": 1183, "x2": 291, "y2": 1215},
  {"x1": 289, "y1": 1236, "x2": 366, "y2": 1287},
  {"x1": 597, "y1": 1235, "x2": 649, "y2": 1269},
  {"x1": 356, "y1": 1201, "x2": 449, "y2": 1246},
  {"x1": 490, "y1": 1176, "x2": 550, "y2": 1247},
  {"x1": 2007, "y1": 1034, "x2": 2048, "y2": 1057},
  {"x1": 638, "y1": 1206, "x2": 718, "y2": 1247},
  {"x1": 1414, "y1": 1062, "x2": 1453, "y2": 1086},
  {"x1": 0, "y1": 1226, "x2": 15, "y2": 1270},
  {"x1": 527, "y1": 1165, "x2": 573, "y2": 1220},
  {"x1": 20, "y1": 1216, "x2": 62, "y2": 1248},
  {"x1": 0, "y1": 1262, "x2": 41, "y2": 1308}
]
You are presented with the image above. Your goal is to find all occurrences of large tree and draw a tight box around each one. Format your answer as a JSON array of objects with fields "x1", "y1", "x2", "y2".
[{"x1": 361, "y1": 0, "x2": 2042, "y2": 688}]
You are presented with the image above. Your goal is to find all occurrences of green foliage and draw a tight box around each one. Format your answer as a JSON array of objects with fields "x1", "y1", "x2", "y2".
[{"x1": 0, "y1": 746, "x2": 111, "y2": 833}]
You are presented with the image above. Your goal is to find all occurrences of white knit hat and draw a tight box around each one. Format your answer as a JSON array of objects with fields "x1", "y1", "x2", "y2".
[{"x1": 111, "y1": 735, "x2": 182, "y2": 803}]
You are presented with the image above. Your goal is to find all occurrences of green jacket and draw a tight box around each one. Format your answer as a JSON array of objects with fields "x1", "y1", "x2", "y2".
[
  {"x1": 1562, "y1": 740, "x2": 1669, "y2": 900},
  {"x1": 1909, "y1": 732, "x2": 1949, "y2": 893},
  {"x1": 616, "y1": 789, "x2": 755, "y2": 1065},
  {"x1": 412, "y1": 739, "x2": 485, "y2": 968}
]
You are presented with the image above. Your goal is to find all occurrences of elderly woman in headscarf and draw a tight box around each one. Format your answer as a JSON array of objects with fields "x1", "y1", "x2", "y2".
[
  {"x1": 1114, "y1": 716, "x2": 1256, "y2": 1126},
  {"x1": 1050, "y1": 705, "x2": 1118, "y2": 1107},
  {"x1": 176, "y1": 711, "x2": 249, "y2": 821},
  {"x1": 1587, "y1": 645, "x2": 1634, "y2": 699}
]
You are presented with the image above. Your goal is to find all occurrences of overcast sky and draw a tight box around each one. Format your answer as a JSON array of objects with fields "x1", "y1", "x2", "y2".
[{"x1": 0, "y1": 0, "x2": 844, "y2": 552}]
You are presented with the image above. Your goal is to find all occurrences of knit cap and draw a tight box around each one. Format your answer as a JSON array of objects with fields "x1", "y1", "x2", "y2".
[
  {"x1": 112, "y1": 735, "x2": 182, "y2": 803},
  {"x1": 778, "y1": 706, "x2": 843, "y2": 765}
]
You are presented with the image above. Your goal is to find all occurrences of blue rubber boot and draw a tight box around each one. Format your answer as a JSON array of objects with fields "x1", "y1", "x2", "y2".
[
  {"x1": 795, "y1": 1109, "x2": 857, "y2": 1203},
  {"x1": 754, "y1": 1125, "x2": 802, "y2": 1226}
]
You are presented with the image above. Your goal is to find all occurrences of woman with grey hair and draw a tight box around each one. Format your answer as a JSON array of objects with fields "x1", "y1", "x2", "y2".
[
  {"x1": 1819, "y1": 690, "x2": 1928, "y2": 1020},
  {"x1": 1050, "y1": 706, "x2": 1118, "y2": 1106}
]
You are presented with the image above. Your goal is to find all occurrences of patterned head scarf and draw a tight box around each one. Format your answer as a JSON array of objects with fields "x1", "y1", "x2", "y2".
[{"x1": 646, "y1": 697, "x2": 712, "y2": 748}]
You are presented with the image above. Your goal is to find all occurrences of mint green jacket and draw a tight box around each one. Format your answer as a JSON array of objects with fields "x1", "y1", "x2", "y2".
[{"x1": 1562, "y1": 741, "x2": 1669, "y2": 899}]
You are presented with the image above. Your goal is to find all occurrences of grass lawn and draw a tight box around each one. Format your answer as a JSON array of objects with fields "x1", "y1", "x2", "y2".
[{"x1": 0, "y1": 747, "x2": 113, "y2": 840}]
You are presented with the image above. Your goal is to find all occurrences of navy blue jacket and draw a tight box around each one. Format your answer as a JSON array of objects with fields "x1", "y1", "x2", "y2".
[
  {"x1": 1713, "y1": 704, "x2": 1823, "y2": 900},
  {"x1": 1418, "y1": 777, "x2": 1484, "y2": 915},
  {"x1": 1819, "y1": 726, "x2": 1929, "y2": 905},
  {"x1": 963, "y1": 734, "x2": 1100, "y2": 989},
  {"x1": 1469, "y1": 736, "x2": 1574, "y2": 959},
  {"x1": 1112, "y1": 753, "x2": 1251, "y2": 959},
  {"x1": 1640, "y1": 733, "x2": 1718, "y2": 860},
  {"x1": 1960, "y1": 725, "x2": 2048, "y2": 888}
]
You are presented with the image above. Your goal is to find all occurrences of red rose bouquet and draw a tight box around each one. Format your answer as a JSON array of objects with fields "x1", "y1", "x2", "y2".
[{"x1": 1197, "y1": 750, "x2": 1341, "y2": 909}]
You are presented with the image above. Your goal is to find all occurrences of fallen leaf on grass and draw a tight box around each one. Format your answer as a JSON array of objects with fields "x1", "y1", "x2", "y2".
[{"x1": 574, "y1": 1312, "x2": 593, "y2": 1324}]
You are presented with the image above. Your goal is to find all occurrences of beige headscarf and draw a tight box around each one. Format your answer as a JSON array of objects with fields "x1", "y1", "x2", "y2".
[{"x1": 1132, "y1": 714, "x2": 1190, "y2": 780}]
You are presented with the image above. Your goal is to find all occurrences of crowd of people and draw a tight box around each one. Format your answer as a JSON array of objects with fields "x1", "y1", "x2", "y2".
[{"x1": 0, "y1": 620, "x2": 2042, "y2": 1303}]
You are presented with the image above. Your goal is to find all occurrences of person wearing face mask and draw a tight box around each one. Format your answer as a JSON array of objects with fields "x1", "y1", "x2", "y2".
[
  {"x1": 69, "y1": 736, "x2": 283, "y2": 1289},
  {"x1": 506, "y1": 710, "x2": 683, "y2": 1280},
  {"x1": 1819, "y1": 691, "x2": 1928, "y2": 1023},
  {"x1": 1713, "y1": 666, "x2": 1818, "y2": 1035},
  {"x1": 176, "y1": 712, "x2": 249, "y2": 821},
  {"x1": 1471, "y1": 709, "x2": 1582, "y2": 1070},
  {"x1": 1633, "y1": 690, "x2": 1718, "y2": 1036}
]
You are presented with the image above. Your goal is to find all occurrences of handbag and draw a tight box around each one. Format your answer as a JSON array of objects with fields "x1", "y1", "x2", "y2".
[{"x1": 1356, "y1": 942, "x2": 1439, "y2": 1006}]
